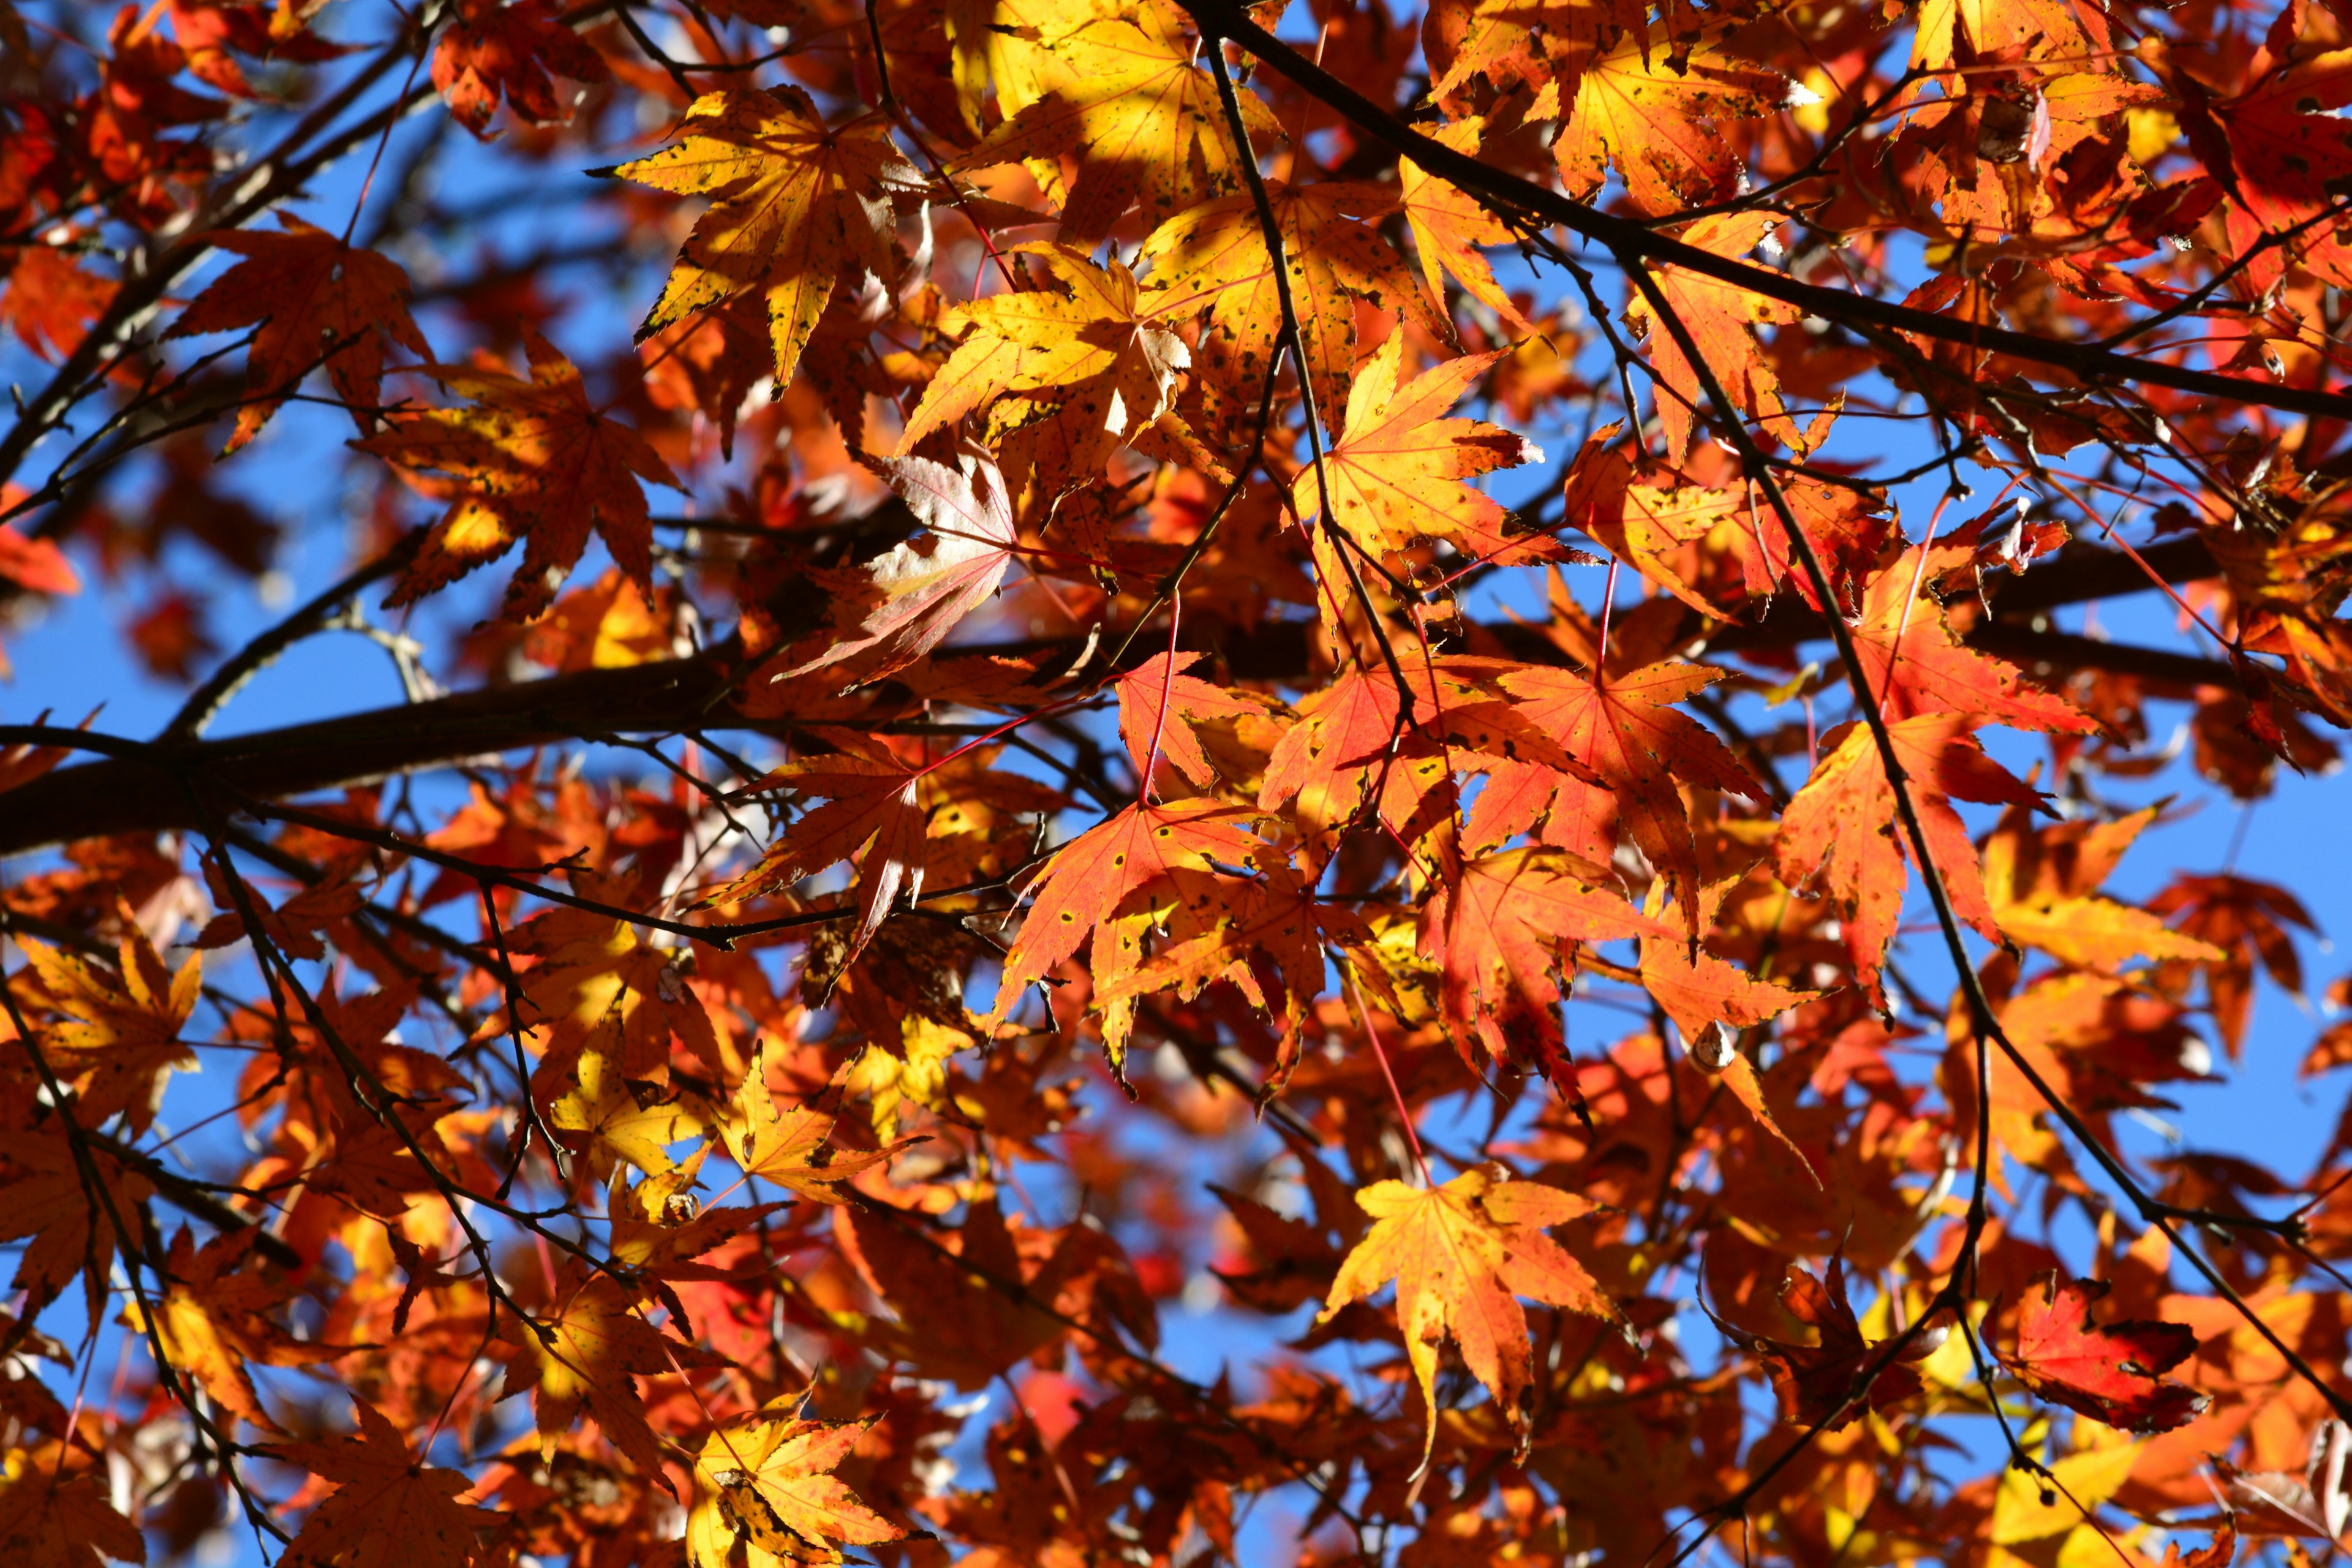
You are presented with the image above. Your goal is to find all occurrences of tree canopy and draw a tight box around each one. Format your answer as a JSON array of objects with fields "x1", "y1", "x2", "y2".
[{"x1": 4, "y1": 0, "x2": 2352, "y2": 1564}]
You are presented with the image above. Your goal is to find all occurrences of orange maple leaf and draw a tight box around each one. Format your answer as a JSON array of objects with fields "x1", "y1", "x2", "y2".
[
  {"x1": 1776, "y1": 713, "x2": 2045, "y2": 995},
  {"x1": 1499, "y1": 660, "x2": 1766, "y2": 940},
  {"x1": 1319, "y1": 1164, "x2": 1613, "y2": 1462},
  {"x1": 168, "y1": 214, "x2": 429, "y2": 452},
  {"x1": 686, "y1": 1404, "x2": 910, "y2": 1567},
  {"x1": 607, "y1": 86, "x2": 913, "y2": 394},
  {"x1": 1623, "y1": 212, "x2": 1801, "y2": 463},
  {"x1": 988, "y1": 799, "x2": 1262, "y2": 1022},
  {"x1": 1850, "y1": 542, "x2": 2100, "y2": 733},
  {"x1": 1293, "y1": 330, "x2": 1545, "y2": 561},
  {"x1": 0, "y1": 244, "x2": 117, "y2": 363},
  {"x1": 1423, "y1": 846, "x2": 1667, "y2": 1070},
  {"x1": 16, "y1": 919, "x2": 199, "y2": 1135},
  {"x1": 271, "y1": 1397, "x2": 497, "y2": 1567},
  {"x1": 432, "y1": 0, "x2": 609, "y2": 138},
  {"x1": 359, "y1": 333, "x2": 679, "y2": 621},
  {"x1": 1114, "y1": 650, "x2": 1279, "y2": 791},
  {"x1": 1259, "y1": 658, "x2": 1572, "y2": 856},
  {"x1": 0, "y1": 523, "x2": 80, "y2": 596},
  {"x1": 121, "y1": 1229, "x2": 343, "y2": 1433}
]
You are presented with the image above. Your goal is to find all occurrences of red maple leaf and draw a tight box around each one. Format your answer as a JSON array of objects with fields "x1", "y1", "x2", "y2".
[{"x1": 2007, "y1": 1273, "x2": 2207, "y2": 1433}]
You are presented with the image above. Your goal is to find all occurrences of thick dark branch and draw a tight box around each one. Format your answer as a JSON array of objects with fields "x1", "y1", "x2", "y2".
[
  {"x1": 0, "y1": 653, "x2": 734, "y2": 858},
  {"x1": 0, "y1": 531, "x2": 2239, "y2": 859}
]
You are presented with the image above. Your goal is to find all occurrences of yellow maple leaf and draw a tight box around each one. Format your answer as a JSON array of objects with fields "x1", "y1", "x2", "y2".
[
  {"x1": 948, "y1": 9, "x2": 1276, "y2": 241},
  {"x1": 1320, "y1": 1164, "x2": 1612, "y2": 1462},
  {"x1": 546, "y1": 1045, "x2": 707, "y2": 1182},
  {"x1": 1551, "y1": 28, "x2": 1792, "y2": 217},
  {"x1": 606, "y1": 85, "x2": 914, "y2": 396},
  {"x1": 900, "y1": 244, "x2": 1188, "y2": 487},
  {"x1": 16, "y1": 919, "x2": 198, "y2": 1136},
  {"x1": 1142, "y1": 179, "x2": 1445, "y2": 437},
  {"x1": 1983, "y1": 804, "x2": 2228, "y2": 971},
  {"x1": 687, "y1": 1404, "x2": 908, "y2": 1568},
  {"x1": 722, "y1": 1042, "x2": 919, "y2": 1203},
  {"x1": 1401, "y1": 117, "x2": 1533, "y2": 334},
  {"x1": 1292, "y1": 330, "x2": 1542, "y2": 560}
]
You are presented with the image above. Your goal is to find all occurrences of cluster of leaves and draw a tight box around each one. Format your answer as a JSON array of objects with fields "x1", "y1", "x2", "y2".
[{"x1": 7, "y1": 0, "x2": 2352, "y2": 1565}]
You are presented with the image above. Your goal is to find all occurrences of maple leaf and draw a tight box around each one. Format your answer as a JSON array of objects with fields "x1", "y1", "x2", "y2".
[
  {"x1": 0, "y1": 1124, "x2": 154, "y2": 1319},
  {"x1": 500, "y1": 1274, "x2": 722, "y2": 1479},
  {"x1": 2007, "y1": 1273, "x2": 2207, "y2": 1433},
  {"x1": 195, "y1": 850, "x2": 368, "y2": 963},
  {"x1": 1551, "y1": 28, "x2": 1792, "y2": 217},
  {"x1": 1114, "y1": 650, "x2": 1278, "y2": 791},
  {"x1": 121, "y1": 1229, "x2": 342, "y2": 1433},
  {"x1": 1498, "y1": 660, "x2": 1766, "y2": 939},
  {"x1": 988, "y1": 798, "x2": 1261, "y2": 1022},
  {"x1": 1091, "y1": 856, "x2": 1348, "y2": 1085},
  {"x1": 900, "y1": 245, "x2": 1189, "y2": 479},
  {"x1": 1259, "y1": 657, "x2": 1574, "y2": 857},
  {"x1": 1984, "y1": 804, "x2": 2228, "y2": 974},
  {"x1": 271, "y1": 1398, "x2": 497, "y2": 1568},
  {"x1": 1567, "y1": 445, "x2": 1893, "y2": 618},
  {"x1": 0, "y1": 523, "x2": 81, "y2": 595},
  {"x1": 1292, "y1": 330, "x2": 1544, "y2": 560},
  {"x1": 606, "y1": 86, "x2": 914, "y2": 394},
  {"x1": 2149, "y1": 872, "x2": 2316, "y2": 1057},
  {"x1": 166, "y1": 0, "x2": 349, "y2": 99},
  {"x1": 771, "y1": 444, "x2": 1019, "y2": 689},
  {"x1": 833, "y1": 1196, "x2": 1074, "y2": 1389},
  {"x1": 432, "y1": 0, "x2": 609, "y2": 138},
  {"x1": 712, "y1": 745, "x2": 931, "y2": 964},
  {"x1": 1423, "y1": 846, "x2": 1668, "y2": 1068},
  {"x1": 360, "y1": 333, "x2": 680, "y2": 621},
  {"x1": 1401, "y1": 118, "x2": 1534, "y2": 334},
  {"x1": 722, "y1": 1042, "x2": 918, "y2": 1203},
  {"x1": 0, "y1": 1463, "x2": 146, "y2": 1568},
  {"x1": 0, "y1": 243, "x2": 117, "y2": 363},
  {"x1": 1319, "y1": 1164, "x2": 1612, "y2": 1461},
  {"x1": 1850, "y1": 542, "x2": 2099, "y2": 734},
  {"x1": 948, "y1": 11, "x2": 1275, "y2": 241},
  {"x1": 686, "y1": 1406, "x2": 908, "y2": 1568},
  {"x1": 545, "y1": 1044, "x2": 707, "y2": 1181},
  {"x1": 15, "y1": 922, "x2": 199, "y2": 1135},
  {"x1": 1736, "y1": 1254, "x2": 1926, "y2": 1429},
  {"x1": 1638, "y1": 937, "x2": 1811, "y2": 1073},
  {"x1": 168, "y1": 213, "x2": 428, "y2": 452},
  {"x1": 1776, "y1": 714, "x2": 2045, "y2": 995},
  {"x1": 1141, "y1": 181, "x2": 1444, "y2": 437},
  {"x1": 502, "y1": 879, "x2": 723, "y2": 1080},
  {"x1": 1623, "y1": 212, "x2": 1801, "y2": 462}
]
